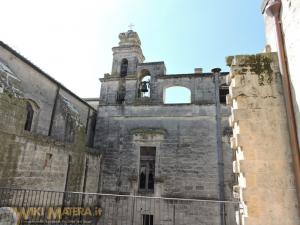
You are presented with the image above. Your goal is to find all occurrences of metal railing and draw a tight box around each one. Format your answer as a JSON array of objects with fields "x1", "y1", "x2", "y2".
[{"x1": 0, "y1": 187, "x2": 240, "y2": 225}]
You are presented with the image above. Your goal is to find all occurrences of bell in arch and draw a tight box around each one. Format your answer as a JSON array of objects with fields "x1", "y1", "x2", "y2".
[{"x1": 141, "y1": 81, "x2": 149, "y2": 93}]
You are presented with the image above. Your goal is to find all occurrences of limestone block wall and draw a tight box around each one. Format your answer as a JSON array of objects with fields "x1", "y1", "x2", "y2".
[
  {"x1": 227, "y1": 53, "x2": 299, "y2": 225},
  {"x1": 0, "y1": 42, "x2": 95, "y2": 140},
  {"x1": 262, "y1": 0, "x2": 300, "y2": 150},
  {"x1": 99, "y1": 73, "x2": 228, "y2": 105},
  {"x1": 94, "y1": 100, "x2": 236, "y2": 224},
  {"x1": 0, "y1": 44, "x2": 57, "y2": 135},
  {"x1": 0, "y1": 93, "x2": 101, "y2": 192},
  {"x1": 95, "y1": 105, "x2": 220, "y2": 198},
  {"x1": 137, "y1": 62, "x2": 166, "y2": 79}
]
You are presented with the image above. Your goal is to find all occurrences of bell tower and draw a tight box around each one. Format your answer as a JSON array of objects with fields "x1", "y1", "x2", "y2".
[{"x1": 111, "y1": 30, "x2": 145, "y2": 76}]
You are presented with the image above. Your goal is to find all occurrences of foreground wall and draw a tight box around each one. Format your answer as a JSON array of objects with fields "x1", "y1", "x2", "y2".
[
  {"x1": 0, "y1": 93, "x2": 101, "y2": 193},
  {"x1": 227, "y1": 53, "x2": 299, "y2": 225},
  {"x1": 262, "y1": 0, "x2": 300, "y2": 149}
]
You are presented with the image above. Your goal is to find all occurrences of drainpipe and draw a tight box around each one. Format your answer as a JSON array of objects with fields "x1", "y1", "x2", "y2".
[
  {"x1": 266, "y1": 0, "x2": 300, "y2": 209},
  {"x1": 212, "y1": 68, "x2": 225, "y2": 225}
]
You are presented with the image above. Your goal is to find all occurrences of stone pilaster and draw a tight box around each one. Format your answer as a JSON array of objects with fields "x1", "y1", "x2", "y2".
[{"x1": 227, "y1": 53, "x2": 299, "y2": 225}]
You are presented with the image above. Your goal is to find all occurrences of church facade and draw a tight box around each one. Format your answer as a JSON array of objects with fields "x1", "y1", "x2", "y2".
[{"x1": 94, "y1": 30, "x2": 235, "y2": 225}]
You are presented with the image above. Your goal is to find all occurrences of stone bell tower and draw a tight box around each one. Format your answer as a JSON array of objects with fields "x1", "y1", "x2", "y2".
[{"x1": 111, "y1": 30, "x2": 145, "y2": 76}]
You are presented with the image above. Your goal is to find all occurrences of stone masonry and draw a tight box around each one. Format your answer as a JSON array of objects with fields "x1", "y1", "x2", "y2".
[
  {"x1": 227, "y1": 53, "x2": 300, "y2": 225},
  {"x1": 94, "y1": 30, "x2": 235, "y2": 225},
  {"x1": 0, "y1": 92, "x2": 101, "y2": 193}
]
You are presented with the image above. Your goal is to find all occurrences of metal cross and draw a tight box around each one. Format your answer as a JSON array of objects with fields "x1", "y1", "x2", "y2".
[{"x1": 128, "y1": 23, "x2": 134, "y2": 30}]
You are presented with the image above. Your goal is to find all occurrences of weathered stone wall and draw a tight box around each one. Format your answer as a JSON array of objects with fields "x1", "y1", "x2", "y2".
[
  {"x1": 99, "y1": 73, "x2": 228, "y2": 105},
  {"x1": 95, "y1": 29, "x2": 236, "y2": 225},
  {"x1": 0, "y1": 93, "x2": 101, "y2": 192},
  {"x1": 227, "y1": 53, "x2": 299, "y2": 225},
  {"x1": 0, "y1": 43, "x2": 95, "y2": 140},
  {"x1": 95, "y1": 74, "x2": 235, "y2": 224},
  {"x1": 262, "y1": 0, "x2": 300, "y2": 150},
  {"x1": 95, "y1": 105, "x2": 219, "y2": 197}
]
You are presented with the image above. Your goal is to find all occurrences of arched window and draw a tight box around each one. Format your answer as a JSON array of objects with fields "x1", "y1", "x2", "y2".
[
  {"x1": 24, "y1": 102, "x2": 34, "y2": 131},
  {"x1": 138, "y1": 69, "x2": 151, "y2": 98},
  {"x1": 163, "y1": 86, "x2": 191, "y2": 104},
  {"x1": 120, "y1": 58, "x2": 128, "y2": 77}
]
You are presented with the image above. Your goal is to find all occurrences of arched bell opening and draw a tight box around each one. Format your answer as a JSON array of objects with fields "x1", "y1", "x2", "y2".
[{"x1": 137, "y1": 69, "x2": 151, "y2": 98}]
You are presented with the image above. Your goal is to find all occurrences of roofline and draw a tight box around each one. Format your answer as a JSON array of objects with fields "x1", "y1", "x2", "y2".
[
  {"x1": 157, "y1": 72, "x2": 229, "y2": 78},
  {"x1": 138, "y1": 61, "x2": 165, "y2": 66},
  {"x1": 83, "y1": 98, "x2": 100, "y2": 101},
  {"x1": 0, "y1": 41, "x2": 95, "y2": 112}
]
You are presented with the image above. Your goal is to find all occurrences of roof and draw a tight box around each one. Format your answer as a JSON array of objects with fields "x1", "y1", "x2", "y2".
[
  {"x1": 0, "y1": 40, "x2": 95, "y2": 112},
  {"x1": 83, "y1": 98, "x2": 100, "y2": 101}
]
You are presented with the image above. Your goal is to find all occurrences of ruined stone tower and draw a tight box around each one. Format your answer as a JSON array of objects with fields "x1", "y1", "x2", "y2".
[{"x1": 94, "y1": 30, "x2": 235, "y2": 225}]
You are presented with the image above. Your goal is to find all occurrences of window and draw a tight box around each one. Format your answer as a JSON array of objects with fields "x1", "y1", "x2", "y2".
[
  {"x1": 142, "y1": 214, "x2": 153, "y2": 225},
  {"x1": 163, "y1": 86, "x2": 191, "y2": 104},
  {"x1": 219, "y1": 85, "x2": 229, "y2": 104},
  {"x1": 139, "y1": 147, "x2": 156, "y2": 192},
  {"x1": 24, "y1": 102, "x2": 34, "y2": 131},
  {"x1": 120, "y1": 58, "x2": 128, "y2": 77}
]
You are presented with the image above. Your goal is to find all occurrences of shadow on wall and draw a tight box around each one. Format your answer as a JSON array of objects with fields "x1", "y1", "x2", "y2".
[{"x1": 290, "y1": 83, "x2": 300, "y2": 149}]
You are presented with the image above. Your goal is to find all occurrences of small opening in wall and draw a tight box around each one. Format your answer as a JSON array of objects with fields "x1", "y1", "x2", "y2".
[
  {"x1": 24, "y1": 102, "x2": 34, "y2": 131},
  {"x1": 44, "y1": 153, "x2": 53, "y2": 168},
  {"x1": 142, "y1": 214, "x2": 153, "y2": 225},
  {"x1": 219, "y1": 85, "x2": 229, "y2": 104},
  {"x1": 139, "y1": 75, "x2": 151, "y2": 98},
  {"x1": 138, "y1": 69, "x2": 151, "y2": 98}
]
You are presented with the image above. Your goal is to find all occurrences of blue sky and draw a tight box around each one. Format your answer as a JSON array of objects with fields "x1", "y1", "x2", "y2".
[{"x1": 0, "y1": 0, "x2": 265, "y2": 98}]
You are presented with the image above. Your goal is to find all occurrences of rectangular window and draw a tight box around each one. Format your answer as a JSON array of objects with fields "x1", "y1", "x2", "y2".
[
  {"x1": 142, "y1": 214, "x2": 153, "y2": 225},
  {"x1": 139, "y1": 147, "x2": 156, "y2": 192},
  {"x1": 219, "y1": 86, "x2": 229, "y2": 104}
]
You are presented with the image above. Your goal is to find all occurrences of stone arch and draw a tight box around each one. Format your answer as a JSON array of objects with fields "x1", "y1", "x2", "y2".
[
  {"x1": 138, "y1": 69, "x2": 151, "y2": 80},
  {"x1": 163, "y1": 86, "x2": 191, "y2": 104}
]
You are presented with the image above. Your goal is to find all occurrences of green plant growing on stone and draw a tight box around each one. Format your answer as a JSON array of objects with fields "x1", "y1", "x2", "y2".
[{"x1": 245, "y1": 54, "x2": 273, "y2": 86}]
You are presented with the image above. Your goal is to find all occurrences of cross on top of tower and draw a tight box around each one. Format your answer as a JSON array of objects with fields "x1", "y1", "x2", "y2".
[{"x1": 128, "y1": 23, "x2": 134, "y2": 30}]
